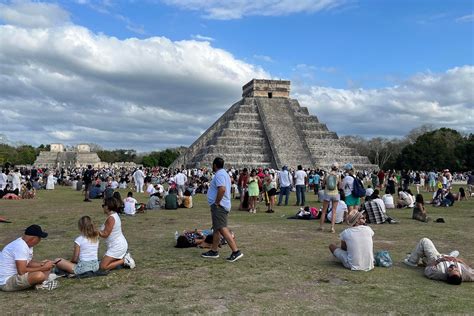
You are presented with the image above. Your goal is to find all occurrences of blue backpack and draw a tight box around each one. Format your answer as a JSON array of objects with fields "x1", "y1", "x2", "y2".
[
  {"x1": 374, "y1": 250, "x2": 393, "y2": 267},
  {"x1": 351, "y1": 176, "x2": 366, "y2": 198}
]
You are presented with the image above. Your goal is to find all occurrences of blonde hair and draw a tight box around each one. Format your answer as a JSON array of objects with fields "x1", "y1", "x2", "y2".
[{"x1": 78, "y1": 216, "x2": 99, "y2": 242}]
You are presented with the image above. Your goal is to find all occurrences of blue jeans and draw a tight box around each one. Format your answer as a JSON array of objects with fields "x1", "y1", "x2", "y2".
[
  {"x1": 278, "y1": 186, "x2": 291, "y2": 205},
  {"x1": 296, "y1": 185, "x2": 305, "y2": 206}
]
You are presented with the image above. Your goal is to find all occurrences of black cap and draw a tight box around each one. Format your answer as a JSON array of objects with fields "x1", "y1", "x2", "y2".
[{"x1": 24, "y1": 225, "x2": 48, "y2": 238}]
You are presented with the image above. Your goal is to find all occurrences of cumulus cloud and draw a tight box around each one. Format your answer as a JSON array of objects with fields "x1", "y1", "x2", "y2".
[
  {"x1": 0, "y1": 0, "x2": 70, "y2": 27},
  {"x1": 162, "y1": 0, "x2": 345, "y2": 20},
  {"x1": 294, "y1": 66, "x2": 474, "y2": 138},
  {"x1": 253, "y1": 54, "x2": 274, "y2": 63},
  {"x1": 191, "y1": 34, "x2": 215, "y2": 41},
  {"x1": 0, "y1": 2, "x2": 268, "y2": 151},
  {"x1": 456, "y1": 14, "x2": 474, "y2": 23}
]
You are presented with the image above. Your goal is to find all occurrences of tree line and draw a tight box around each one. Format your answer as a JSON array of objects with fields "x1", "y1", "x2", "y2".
[{"x1": 341, "y1": 126, "x2": 473, "y2": 171}]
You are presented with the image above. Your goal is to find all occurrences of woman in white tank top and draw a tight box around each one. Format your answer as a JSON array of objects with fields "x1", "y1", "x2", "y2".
[{"x1": 99, "y1": 198, "x2": 135, "y2": 270}]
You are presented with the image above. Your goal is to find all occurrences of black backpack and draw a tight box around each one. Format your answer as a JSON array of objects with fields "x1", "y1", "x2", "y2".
[{"x1": 351, "y1": 176, "x2": 366, "y2": 198}]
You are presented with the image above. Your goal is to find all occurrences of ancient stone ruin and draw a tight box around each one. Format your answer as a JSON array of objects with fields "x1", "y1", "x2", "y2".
[
  {"x1": 34, "y1": 143, "x2": 104, "y2": 168},
  {"x1": 171, "y1": 79, "x2": 376, "y2": 170}
]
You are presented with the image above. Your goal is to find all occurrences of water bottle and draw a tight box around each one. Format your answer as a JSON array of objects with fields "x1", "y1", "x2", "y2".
[{"x1": 174, "y1": 231, "x2": 179, "y2": 240}]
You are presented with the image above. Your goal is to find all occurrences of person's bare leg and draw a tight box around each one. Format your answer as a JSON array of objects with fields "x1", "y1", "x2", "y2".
[
  {"x1": 330, "y1": 200, "x2": 339, "y2": 232},
  {"x1": 319, "y1": 200, "x2": 329, "y2": 230},
  {"x1": 27, "y1": 271, "x2": 48, "y2": 286},
  {"x1": 219, "y1": 227, "x2": 238, "y2": 252},
  {"x1": 54, "y1": 258, "x2": 76, "y2": 274},
  {"x1": 100, "y1": 256, "x2": 124, "y2": 271},
  {"x1": 210, "y1": 230, "x2": 221, "y2": 252}
]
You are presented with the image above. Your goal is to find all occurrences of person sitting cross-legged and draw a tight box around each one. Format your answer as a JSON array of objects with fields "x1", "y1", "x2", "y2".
[
  {"x1": 0, "y1": 225, "x2": 58, "y2": 291},
  {"x1": 328, "y1": 210, "x2": 374, "y2": 271},
  {"x1": 404, "y1": 238, "x2": 473, "y2": 285}
]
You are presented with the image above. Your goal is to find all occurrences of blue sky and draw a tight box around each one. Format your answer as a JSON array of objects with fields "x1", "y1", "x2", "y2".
[{"x1": 0, "y1": 0, "x2": 473, "y2": 151}]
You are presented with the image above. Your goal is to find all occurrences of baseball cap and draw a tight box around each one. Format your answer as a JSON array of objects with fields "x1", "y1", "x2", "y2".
[
  {"x1": 344, "y1": 163, "x2": 353, "y2": 171},
  {"x1": 24, "y1": 225, "x2": 48, "y2": 238}
]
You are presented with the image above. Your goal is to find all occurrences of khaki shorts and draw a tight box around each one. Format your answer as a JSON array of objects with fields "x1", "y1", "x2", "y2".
[{"x1": 0, "y1": 273, "x2": 31, "y2": 292}]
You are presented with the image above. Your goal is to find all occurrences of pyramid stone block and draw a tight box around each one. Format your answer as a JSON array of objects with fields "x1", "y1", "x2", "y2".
[{"x1": 171, "y1": 79, "x2": 377, "y2": 170}]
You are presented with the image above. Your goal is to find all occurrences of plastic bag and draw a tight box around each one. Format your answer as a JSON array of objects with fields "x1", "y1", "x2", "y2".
[{"x1": 374, "y1": 250, "x2": 393, "y2": 267}]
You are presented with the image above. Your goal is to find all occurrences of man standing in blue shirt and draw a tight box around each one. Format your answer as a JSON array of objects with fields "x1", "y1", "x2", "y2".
[{"x1": 202, "y1": 157, "x2": 243, "y2": 262}]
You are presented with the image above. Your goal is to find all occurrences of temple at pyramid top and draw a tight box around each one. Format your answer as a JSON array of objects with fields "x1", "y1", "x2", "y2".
[
  {"x1": 170, "y1": 79, "x2": 377, "y2": 171},
  {"x1": 242, "y1": 79, "x2": 291, "y2": 98}
]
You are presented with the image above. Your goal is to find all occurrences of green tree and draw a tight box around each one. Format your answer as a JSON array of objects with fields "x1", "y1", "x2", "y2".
[{"x1": 396, "y1": 128, "x2": 464, "y2": 170}]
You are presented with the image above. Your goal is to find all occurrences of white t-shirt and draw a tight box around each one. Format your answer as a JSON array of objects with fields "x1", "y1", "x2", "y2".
[
  {"x1": 0, "y1": 238, "x2": 33, "y2": 285},
  {"x1": 294, "y1": 170, "x2": 307, "y2": 186},
  {"x1": 365, "y1": 188, "x2": 374, "y2": 197},
  {"x1": 327, "y1": 200, "x2": 348, "y2": 223},
  {"x1": 74, "y1": 235, "x2": 99, "y2": 262},
  {"x1": 382, "y1": 194, "x2": 395, "y2": 208},
  {"x1": 175, "y1": 173, "x2": 187, "y2": 185},
  {"x1": 111, "y1": 181, "x2": 119, "y2": 189},
  {"x1": 124, "y1": 197, "x2": 138, "y2": 215},
  {"x1": 342, "y1": 175, "x2": 355, "y2": 197},
  {"x1": 339, "y1": 225, "x2": 374, "y2": 271},
  {"x1": 146, "y1": 183, "x2": 156, "y2": 195}
]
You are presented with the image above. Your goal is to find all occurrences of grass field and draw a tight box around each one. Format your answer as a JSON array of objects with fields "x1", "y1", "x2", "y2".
[{"x1": 0, "y1": 185, "x2": 473, "y2": 314}]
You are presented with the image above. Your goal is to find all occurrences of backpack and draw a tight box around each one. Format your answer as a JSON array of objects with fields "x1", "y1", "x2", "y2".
[
  {"x1": 326, "y1": 174, "x2": 337, "y2": 191},
  {"x1": 351, "y1": 176, "x2": 366, "y2": 198}
]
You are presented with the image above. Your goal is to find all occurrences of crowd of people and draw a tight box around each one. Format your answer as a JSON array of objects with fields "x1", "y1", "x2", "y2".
[{"x1": 1, "y1": 160, "x2": 473, "y2": 292}]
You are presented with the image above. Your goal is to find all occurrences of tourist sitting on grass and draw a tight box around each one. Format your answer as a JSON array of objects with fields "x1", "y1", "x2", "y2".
[
  {"x1": 165, "y1": 188, "x2": 178, "y2": 209},
  {"x1": 99, "y1": 197, "x2": 135, "y2": 271},
  {"x1": 0, "y1": 225, "x2": 58, "y2": 291},
  {"x1": 362, "y1": 190, "x2": 398, "y2": 224},
  {"x1": 397, "y1": 187, "x2": 414, "y2": 208},
  {"x1": 328, "y1": 210, "x2": 374, "y2": 271},
  {"x1": 412, "y1": 194, "x2": 430, "y2": 222},
  {"x1": 326, "y1": 190, "x2": 347, "y2": 225},
  {"x1": 20, "y1": 182, "x2": 36, "y2": 199},
  {"x1": 178, "y1": 190, "x2": 193, "y2": 208},
  {"x1": 404, "y1": 238, "x2": 473, "y2": 285},
  {"x1": 146, "y1": 192, "x2": 161, "y2": 210},
  {"x1": 124, "y1": 191, "x2": 138, "y2": 216},
  {"x1": 440, "y1": 189, "x2": 455, "y2": 207},
  {"x1": 382, "y1": 192, "x2": 395, "y2": 209},
  {"x1": 54, "y1": 216, "x2": 100, "y2": 276},
  {"x1": 454, "y1": 187, "x2": 467, "y2": 201},
  {"x1": 89, "y1": 184, "x2": 103, "y2": 199},
  {"x1": 113, "y1": 191, "x2": 124, "y2": 214}
]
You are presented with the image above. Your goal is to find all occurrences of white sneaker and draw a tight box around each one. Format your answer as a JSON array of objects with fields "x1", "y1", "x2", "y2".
[
  {"x1": 48, "y1": 273, "x2": 59, "y2": 281},
  {"x1": 448, "y1": 250, "x2": 459, "y2": 258},
  {"x1": 403, "y1": 257, "x2": 418, "y2": 267},
  {"x1": 123, "y1": 252, "x2": 136, "y2": 269},
  {"x1": 35, "y1": 280, "x2": 59, "y2": 290}
]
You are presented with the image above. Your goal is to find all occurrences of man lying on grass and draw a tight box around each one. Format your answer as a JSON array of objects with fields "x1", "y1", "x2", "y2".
[
  {"x1": 0, "y1": 225, "x2": 58, "y2": 291},
  {"x1": 404, "y1": 238, "x2": 473, "y2": 285}
]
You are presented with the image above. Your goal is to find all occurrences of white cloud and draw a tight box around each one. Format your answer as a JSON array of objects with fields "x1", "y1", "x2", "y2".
[
  {"x1": 0, "y1": 0, "x2": 70, "y2": 27},
  {"x1": 0, "y1": 2, "x2": 269, "y2": 151},
  {"x1": 162, "y1": 0, "x2": 345, "y2": 20},
  {"x1": 253, "y1": 54, "x2": 274, "y2": 63},
  {"x1": 294, "y1": 66, "x2": 474, "y2": 138},
  {"x1": 456, "y1": 14, "x2": 474, "y2": 23},
  {"x1": 191, "y1": 34, "x2": 215, "y2": 41}
]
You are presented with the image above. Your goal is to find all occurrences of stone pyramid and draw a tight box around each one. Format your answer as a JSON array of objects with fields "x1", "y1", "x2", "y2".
[{"x1": 170, "y1": 79, "x2": 376, "y2": 170}]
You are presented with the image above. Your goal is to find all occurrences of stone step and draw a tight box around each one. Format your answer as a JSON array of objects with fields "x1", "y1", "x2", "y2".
[
  {"x1": 298, "y1": 121, "x2": 329, "y2": 131},
  {"x1": 226, "y1": 120, "x2": 264, "y2": 130},
  {"x1": 205, "y1": 145, "x2": 269, "y2": 155},
  {"x1": 302, "y1": 130, "x2": 338, "y2": 139},
  {"x1": 214, "y1": 137, "x2": 269, "y2": 147},
  {"x1": 294, "y1": 114, "x2": 320, "y2": 123},
  {"x1": 220, "y1": 129, "x2": 265, "y2": 138},
  {"x1": 232, "y1": 113, "x2": 260, "y2": 122}
]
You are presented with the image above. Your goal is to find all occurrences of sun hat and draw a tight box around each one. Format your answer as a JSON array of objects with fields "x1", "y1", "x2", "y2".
[
  {"x1": 331, "y1": 162, "x2": 339, "y2": 169},
  {"x1": 346, "y1": 210, "x2": 365, "y2": 227}
]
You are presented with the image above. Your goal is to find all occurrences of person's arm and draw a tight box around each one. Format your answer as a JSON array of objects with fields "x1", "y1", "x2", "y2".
[
  {"x1": 214, "y1": 186, "x2": 226, "y2": 206},
  {"x1": 71, "y1": 243, "x2": 80, "y2": 263},
  {"x1": 16, "y1": 260, "x2": 54, "y2": 274},
  {"x1": 99, "y1": 216, "x2": 115, "y2": 238},
  {"x1": 340, "y1": 240, "x2": 347, "y2": 251}
]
